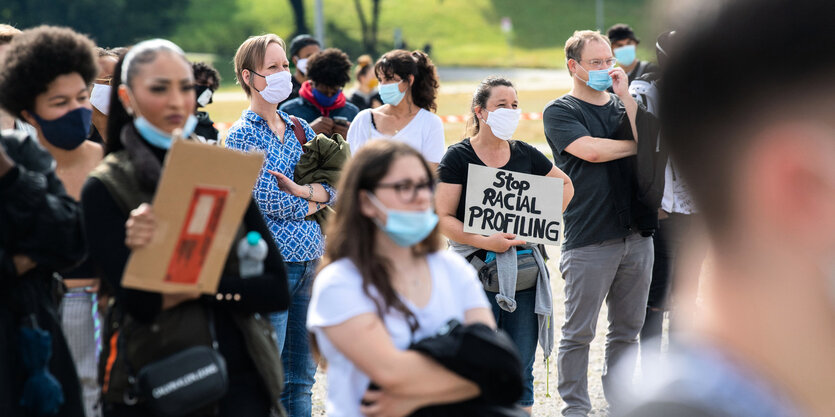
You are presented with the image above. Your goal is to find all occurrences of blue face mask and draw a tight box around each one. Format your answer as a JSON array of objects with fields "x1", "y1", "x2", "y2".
[
  {"x1": 312, "y1": 87, "x2": 340, "y2": 107},
  {"x1": 576, "y1": 64, "x2": 613, "y2": 91},
  {"x1": 379, "y1": 81, "x2": 406, "y2": 106},
  {"x1": 31, "y1": 107, "x2": 92, "y2": 150},
  {"x1": 614, "y1": 44, "x2": 637, "y2": 67},
  {"x1": 133, "y1": 114, "x2": 198, "y2": 149},
  {"x1": 367, "y1": 192, "x2": 438, "y2": 247}
]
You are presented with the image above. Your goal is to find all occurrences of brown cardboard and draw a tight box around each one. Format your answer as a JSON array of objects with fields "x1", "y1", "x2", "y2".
[{"x1": 122, "y1": 139, "x2": 265, "y2": 294}]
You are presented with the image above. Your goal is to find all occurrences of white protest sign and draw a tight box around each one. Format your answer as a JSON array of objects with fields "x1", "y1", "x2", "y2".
[{"x1": 463, "y1": 164, "x2": 563, "y2": 246}]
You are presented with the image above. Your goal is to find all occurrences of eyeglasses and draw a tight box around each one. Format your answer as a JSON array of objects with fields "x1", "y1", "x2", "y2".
[
  {"x1": 95, "y1": 76, "x2": 113, "y2": 85},
  {"x1": 375, "y1": 179, "x2": 435, "y2": 203},
  {"x1": 574, "y1": 57, "x2": 617, "y2": 68}
]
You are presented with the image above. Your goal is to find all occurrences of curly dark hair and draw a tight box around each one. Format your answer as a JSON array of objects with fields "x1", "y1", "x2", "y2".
[
  {"x1": 306, "y1": 48, "x2": 352, "y2": 88},
  {"x1": 192, "y1": 61, "x2": 221, "y2": 90},
  {"x1": 374, "y1": 49, "x2": 439, "y2": 112},
  {"x1": 0, "y1": 26, "x2": 97, "y2": 119}
]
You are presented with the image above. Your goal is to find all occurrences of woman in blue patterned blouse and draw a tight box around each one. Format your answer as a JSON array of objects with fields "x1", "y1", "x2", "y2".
[{"x1": 225, "y1": 34, "x2": 334, "y2": 417}]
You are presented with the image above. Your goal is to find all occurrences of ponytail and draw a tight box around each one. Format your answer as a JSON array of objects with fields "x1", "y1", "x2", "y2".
[{"x1": 409, "y1": 50, "x2": 439, "y2": 112}]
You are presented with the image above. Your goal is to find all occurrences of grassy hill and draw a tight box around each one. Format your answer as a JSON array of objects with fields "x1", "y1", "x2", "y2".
[{"x1": 173, "y1": 0, "x2": 655, "y2": 71}]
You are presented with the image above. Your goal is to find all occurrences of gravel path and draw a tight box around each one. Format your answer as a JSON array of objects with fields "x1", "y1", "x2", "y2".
[{"x1": 310, "y1": 245, "x2": 613, "y2": 416}]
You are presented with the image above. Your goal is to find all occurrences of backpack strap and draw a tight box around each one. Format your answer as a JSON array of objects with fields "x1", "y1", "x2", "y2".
[{"x1": 288, "y1": 116, "x2": 307, "y2": 149}]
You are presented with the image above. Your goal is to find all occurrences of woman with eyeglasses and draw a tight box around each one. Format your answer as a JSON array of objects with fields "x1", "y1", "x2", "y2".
[
  {"x1": 80, "y1": 38, "x2": 290, "y2": 417},
  {"x1": 307, "y1": 140, "x2": 497, "y2": 416},
  {"x1": 224, "y1": 33, "x2": 335, "y2": 417},
  {"x1": 436, "y1": 76, "x2": 574, "y2": 412},
  {"x1": 346, "y1": 49, "x2": 444, "y2": 168}
]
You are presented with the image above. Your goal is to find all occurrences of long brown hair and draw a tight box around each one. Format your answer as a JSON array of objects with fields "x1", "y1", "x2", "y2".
[{"x1": 322, "y1": 140, "x2": 442, "y2": 333}]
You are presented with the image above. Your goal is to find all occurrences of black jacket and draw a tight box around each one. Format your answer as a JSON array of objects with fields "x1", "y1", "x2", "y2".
[
  {"x1": 606, "y1": 107, "x2": 659, "y2": 236},
  {"x1": 0, "y1": 130, "x2": 86, "y2": 417},
  {"x1": 81, "y1": 125, "x2": 290, "y2": 416},
  {"x1": 370, "y1": 321, "x2": 528, "y2": 417}
]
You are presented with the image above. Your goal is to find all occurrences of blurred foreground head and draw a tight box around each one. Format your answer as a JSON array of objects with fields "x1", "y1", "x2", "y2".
[
  {"x1": 659, "y1": 0, "x2": 835, "y2": 414},
  {"x1": 663, "y1": 0, "x2": 835, "y2": 293}
]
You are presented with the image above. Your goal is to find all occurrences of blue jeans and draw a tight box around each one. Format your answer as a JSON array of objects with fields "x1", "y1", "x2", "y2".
[
  {"x1": 270, "y1": 260, "x2": 318, "y2": 417},
  {"x1": 487, "y1": 287, "x2": 538, "y2": 407}
]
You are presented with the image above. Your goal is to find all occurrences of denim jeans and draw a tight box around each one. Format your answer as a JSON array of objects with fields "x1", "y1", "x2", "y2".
[
  {"x1": 487, "y1": 286, "x2": 539, "y2": 407},
  {"x1": 270, "y1": 260, "x2": 318, "y2": 417}
]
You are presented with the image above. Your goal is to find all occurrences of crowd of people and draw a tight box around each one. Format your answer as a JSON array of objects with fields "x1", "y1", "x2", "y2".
[{"x1": 1, "y1": 0, "x2": 834, "y2": 416}]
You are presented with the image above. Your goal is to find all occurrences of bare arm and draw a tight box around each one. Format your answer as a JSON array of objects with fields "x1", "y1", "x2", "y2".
[
  {"x1": 545, "y1": 165, "x2": 574, "y2": 211},
  {"x1": 563, "y1": 135, "x2": 637, "y2": 163},
  {"x1": 435, "y1": 182, "x2": 525, "y2": 252}
]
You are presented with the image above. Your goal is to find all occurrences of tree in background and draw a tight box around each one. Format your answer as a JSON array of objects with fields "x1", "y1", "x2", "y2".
[
  {"x1": 353, "y1": 0, "x2": 381, "y2": 54},
  {"x1": 288, "y1": 0, "x2": 309, "y2": 36},
  {"x1": 0, "y1": 0, "x2": 189, "y2": 48}
]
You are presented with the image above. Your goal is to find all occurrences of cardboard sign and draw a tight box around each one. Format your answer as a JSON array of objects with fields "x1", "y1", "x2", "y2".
[
  {"x1": 122, "y1": 139, "x2": 265, "y2": 294},
  {"x1": 463, "y1": 164, "x2": 563, "y2": 246}
]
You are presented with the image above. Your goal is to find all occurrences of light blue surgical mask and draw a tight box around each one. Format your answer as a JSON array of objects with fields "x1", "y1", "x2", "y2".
[
  {"x1": 379, "y1": 81, "x2": 406, "y2": 106},
  {"x1": 576, "y1": 64, "x2": 613, "y2": 91},
  {"x1": 614, "y1": 44, "x2": 637, "y2": 67},
  {"x1": 367, "y1": 192, "x2": 438, "y2": 247},
  {"x1": 133, "y1": 114, "x2": 198, "y2": 149}
]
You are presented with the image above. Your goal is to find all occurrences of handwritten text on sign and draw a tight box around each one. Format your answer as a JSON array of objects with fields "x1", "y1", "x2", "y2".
[{"x1": 463, "y1": 164, "x2": 563, "y2": 246}]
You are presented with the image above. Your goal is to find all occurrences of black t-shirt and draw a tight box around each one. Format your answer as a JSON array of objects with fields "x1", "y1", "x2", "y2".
[
  {"x1": 349, "y1": 91, "x2": 382, "y2": 111},
  {"x1": 438, "y1": 138, "x2": 553, "y2": 222},
  {"x1": 543, "y1": 93, "x2": 632, "y2": 250}
]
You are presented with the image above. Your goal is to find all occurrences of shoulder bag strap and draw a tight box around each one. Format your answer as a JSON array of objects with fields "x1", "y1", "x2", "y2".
[{"x1": 288, "y1": 115, "x2": 307, "y2": 149}]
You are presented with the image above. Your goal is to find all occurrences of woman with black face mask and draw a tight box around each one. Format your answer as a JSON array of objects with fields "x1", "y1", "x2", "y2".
[{"x1": 0, "y1": 25, "x2": 106, "y2": 417}]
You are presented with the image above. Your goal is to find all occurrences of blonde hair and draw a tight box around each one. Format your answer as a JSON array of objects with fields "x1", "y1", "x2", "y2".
[
  {"x1": 0, "y1": 24, "x2": 22, "y2": 45},
  {"x1": 234, "y1": 34, "x2": 286, "y2": 97},
  {"x1": 564, "y1": 30, "x2": 610, "y2": 74}
]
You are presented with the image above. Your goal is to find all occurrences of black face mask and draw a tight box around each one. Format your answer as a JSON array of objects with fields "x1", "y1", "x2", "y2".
[{"x1": 195, "y1": 85, "x2": 213, "y2": 107}]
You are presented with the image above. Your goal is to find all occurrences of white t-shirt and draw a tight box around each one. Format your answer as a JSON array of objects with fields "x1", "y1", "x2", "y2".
[
  {"x1": 346, "y1": 108, "x2": 446, "y2": 163},
  {"x1": 307, "y1": 251, "x2": 490, "y2": 417}
]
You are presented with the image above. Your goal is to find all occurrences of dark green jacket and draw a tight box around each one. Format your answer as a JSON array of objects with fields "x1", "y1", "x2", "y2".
[{"x1": 294, "y1": 133, "x2": 351, "y2": 230}]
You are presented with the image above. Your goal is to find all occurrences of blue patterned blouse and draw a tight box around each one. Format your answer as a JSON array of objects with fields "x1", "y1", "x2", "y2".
[{"x1": 225, "y1": 109, "x2": 336, "y2": 262}]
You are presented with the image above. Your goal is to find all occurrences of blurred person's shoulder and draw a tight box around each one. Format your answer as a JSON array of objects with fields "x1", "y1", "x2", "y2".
[
  {"x1": 1, "y1": 128, "x2": 54, "y2": 173},
  {"x1": 619, "y1": 342, "x2": 803, "y2": 417}
]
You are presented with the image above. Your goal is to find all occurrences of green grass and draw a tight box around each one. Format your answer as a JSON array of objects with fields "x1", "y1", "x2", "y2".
[
  {"x1": 173, "y1": 0, "x2": 655, "y2": 76},
  {"x1": 209, "y1": 86, "x2": 568, "y2": 158}
]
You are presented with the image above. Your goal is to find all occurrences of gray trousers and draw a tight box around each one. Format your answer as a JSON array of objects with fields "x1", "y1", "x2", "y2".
[{"x1": 557, "y1": 233, "x2": 653, "y2": 416}]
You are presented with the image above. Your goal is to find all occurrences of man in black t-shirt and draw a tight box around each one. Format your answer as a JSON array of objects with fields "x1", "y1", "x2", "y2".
[{"x1": 543, "y1": 30, "x2": 653, "y2": 417}]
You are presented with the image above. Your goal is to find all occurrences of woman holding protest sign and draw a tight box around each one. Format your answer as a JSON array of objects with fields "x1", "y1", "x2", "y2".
[
  {"x1": 80, "y1": 39, "x2": 290, "y2": 417},
  {"x1": 225, "y1": 33, "x2": 335, "y2": 417},
  {"x1": 436, "y1": 76, "x2": 574, "y2": 411}
]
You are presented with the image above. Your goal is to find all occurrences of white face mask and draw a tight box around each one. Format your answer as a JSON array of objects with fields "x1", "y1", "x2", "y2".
[
  {"x1": 296, "y1": 58, "x2": 309, "y2": 75},
  {"x1": 483, "y1": 108, "x2": 521, "y2": 140},
  {"x1": 252, "y1": 70, "x2": 293, "y2": 104},
  {"x1": 196, "y1": 87, "x2": 213, "y2": 107},
  {"x1": 90, "y1": 84, "x2": 112, "y2": 115}
]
